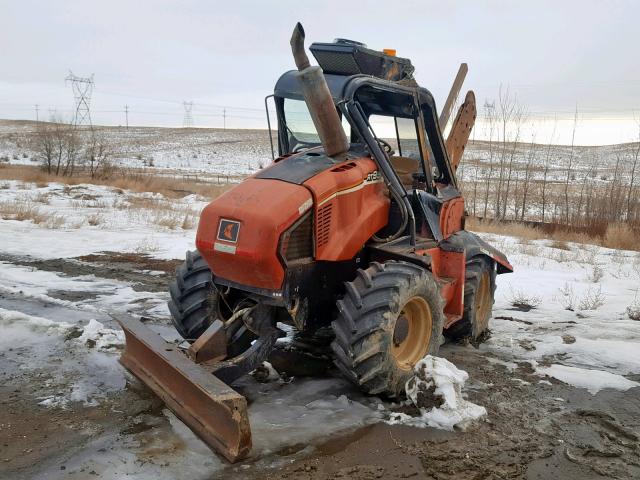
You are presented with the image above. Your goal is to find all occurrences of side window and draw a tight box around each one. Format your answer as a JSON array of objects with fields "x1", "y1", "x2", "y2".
[
  {"x1": 367, "y1": 115, "x2": 399, "y2": 154},
  {"x1": 394, "y1": 117, "x2": 421, "y2": 160}
]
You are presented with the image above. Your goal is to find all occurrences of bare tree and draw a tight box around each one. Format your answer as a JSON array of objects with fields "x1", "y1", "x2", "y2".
[
  {"x1": 32, "y1": 122, "x2": 56, "y2": 173},
  {"x1": 482, "y1": 101, "x2": 497, "y2": 218},
  {"x1": 564, "y1": 107, "x2": 579, "y2": 223},
  {"x1": 540, "y1": 120, "x2": 557, "y2": 223},
  {"x1": 494, "y1": 85, "x2": 516, "y2": 219},
  {"x1": 519, "y1": 134, "x2": 537, "y2": 221},
  {"x1": 85, "y1": 131, "x2": 112, "y2": 178},
  {"x1": 61, "y1": 127, "x2": 81, "y2": 176},
  {"x1": 494, "y1": 86, "x2": 525, "y2": 220},
  {"x1": 627, "y1": 121, "x2": 639, "y2": 223}
]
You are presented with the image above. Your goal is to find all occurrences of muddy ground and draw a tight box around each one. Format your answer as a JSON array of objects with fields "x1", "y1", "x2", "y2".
[{"x1": 1, "y1": 253, "x2": 639, "y2": 480}]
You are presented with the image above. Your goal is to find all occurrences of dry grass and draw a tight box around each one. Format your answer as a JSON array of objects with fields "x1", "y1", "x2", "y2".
[
  {"x1": 32, "y1": 191, "x2": 50, "y2": 204},
  {"x1": 468, "y1": 218, "x2": 640, "y2": 252},
  {"x1": 0, "y1": 164, "x2": 231, "y2": 200},
  {"x1": 153, "y1": 212, "x2": 182, "y2": 230},
  {"x1": 0, "y1": 199, "x2": 46, "y2": 224},
  {"x1": 550, "y1": 240, "x2": 571, "y2": 251},
  {"x1": 43, "y1": 214, "x2": 66, "y2": 229},
  {"x1": 603, "y1": 223, "x2": 638, "y2": 251},
  {"x1": 87, "y1": 213, "x2": 102, "y2": 226},
  {"x1": 181, "y1": 214, "x2": 197, "y2": 230}
]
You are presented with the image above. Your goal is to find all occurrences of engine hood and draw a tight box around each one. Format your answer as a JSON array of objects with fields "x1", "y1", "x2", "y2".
[{"x1": 196, "y1": 177, "x2": 312, "y2": 292}]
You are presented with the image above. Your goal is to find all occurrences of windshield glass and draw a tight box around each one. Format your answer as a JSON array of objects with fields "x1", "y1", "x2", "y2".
[
  {"x1": 283, "y1": 98, "x2": 351, "y2": 152},
  {"x1": 284, "y1": 99, "x2": 321, "y2": 149}
]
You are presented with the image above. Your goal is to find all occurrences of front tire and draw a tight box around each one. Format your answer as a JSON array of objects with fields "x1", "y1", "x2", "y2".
[
  {"x1": 330, "y1": 261, "x2": 445, "y2": 397},
  {"x1": 168, "y1": 250, "x2": 256, "y2": 356}
]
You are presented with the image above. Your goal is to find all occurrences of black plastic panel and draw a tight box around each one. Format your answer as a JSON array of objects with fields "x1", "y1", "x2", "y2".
[{"x1": 255, "y1": 152, "x2": 337, "y2": 184}]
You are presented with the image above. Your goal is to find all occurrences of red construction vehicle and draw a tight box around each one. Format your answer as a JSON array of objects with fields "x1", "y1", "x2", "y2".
[{"x1": 118, "y1": 23, "x2": 512, "y2": 462}]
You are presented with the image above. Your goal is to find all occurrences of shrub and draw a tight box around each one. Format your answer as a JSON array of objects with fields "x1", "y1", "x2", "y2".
[
  {"x1": 587, "y1": 264, "x2": 604, "y2": 283},
  {"x1": 509, "y1": 287, "x2": 542, "y2": 311},
  {"x1": 578, "y1": 286, "x2": 606, "y2": 311}
]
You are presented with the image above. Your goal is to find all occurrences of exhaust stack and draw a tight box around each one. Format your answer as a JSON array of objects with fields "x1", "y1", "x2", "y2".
[{"x1": 290, "y1": 23, "x2": 349, "y2": 157}]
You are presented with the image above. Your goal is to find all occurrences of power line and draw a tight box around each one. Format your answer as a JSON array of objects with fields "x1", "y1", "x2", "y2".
[
  {"x1": 65, "y1": 70, "x2": 94, "y2": 127},
  {"x1": 124, "y1": 105, "x2": 129, "y2": 129},
  {"x1": 183, "y1": 101, "x2": 194, "y2": 128}
]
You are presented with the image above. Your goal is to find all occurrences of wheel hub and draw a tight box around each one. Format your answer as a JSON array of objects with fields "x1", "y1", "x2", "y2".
[
  {"x1": 474, "y1": 271, "x2": 492, "y2": 336},
  {"x1": 393, "y1": 315, "x2": 410, "y2": 346},
  {"x1": 391, "y1": 296, "x2": 433, "y2": 371}
]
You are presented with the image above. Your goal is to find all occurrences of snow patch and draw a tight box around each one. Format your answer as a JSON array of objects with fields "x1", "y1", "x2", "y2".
[
  {"x1": 0, "y1": 307, "x2": 74, "y2": 335},
  {"x1": 387, "y1": 355, "x2": 486, "y2": 431},
  {"x1": 78, "y1": 319, "x2": 125, "y2": 351},
  {"x1": 537, "y1": 364, "x2": 640, "y2": 395}
]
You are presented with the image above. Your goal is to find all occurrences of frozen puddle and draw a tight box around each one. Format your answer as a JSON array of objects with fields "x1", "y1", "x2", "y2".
[
  {"x1": 0, "y1": 261, "x2": 167, "y2": 317},
  {"x1": 238, "y1": 376, "x2": 382, "y2": 456},
  {"x1": 537, "y1": 364, "x2": 640, "y2": 395}
]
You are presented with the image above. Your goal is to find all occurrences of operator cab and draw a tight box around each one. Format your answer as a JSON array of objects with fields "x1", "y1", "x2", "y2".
[{"x1": 268, "y1": 70, "x2": 461, "y2": 243}]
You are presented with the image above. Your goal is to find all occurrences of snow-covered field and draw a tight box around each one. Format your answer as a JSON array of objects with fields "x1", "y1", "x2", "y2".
[
  {"x1": 0, "y1": 120, "x2": 274, "y2": 177},
  {"x1": 1, "y1": 178, "x2": 639, "y2": 479}
]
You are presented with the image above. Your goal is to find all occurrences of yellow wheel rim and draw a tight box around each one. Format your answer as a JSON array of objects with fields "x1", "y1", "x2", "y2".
[
  {"x1": 391, "y1": 296, "x2": 432, "y2": 371},
  {"x1": 475, "y1": 271, "x2": 492, "y2": 335}
]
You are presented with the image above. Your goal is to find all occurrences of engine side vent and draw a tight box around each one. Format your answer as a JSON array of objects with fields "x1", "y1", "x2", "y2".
[
  {"x1": 281, "y1": 212, "x2": 313, "y2": 262},
  {"x1": 331, "y1": 162, "x2": 357, "y2": 173},
  {"x1": 316, "y1": 204, "x2": 333, "y2": 247}
]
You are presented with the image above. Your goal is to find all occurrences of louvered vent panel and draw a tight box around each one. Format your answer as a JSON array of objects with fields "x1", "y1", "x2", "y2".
[
  {"x1": 284, "y1": 213, "x2": 313, "y2": 261},
  {"x1": 316, "y1": 204, "x2": 333, "y2": 248}
]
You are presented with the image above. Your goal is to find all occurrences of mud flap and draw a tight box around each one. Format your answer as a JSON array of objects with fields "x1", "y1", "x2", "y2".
[{"x1": 117, "y1": 317, "x2": 251, "y2": 462}]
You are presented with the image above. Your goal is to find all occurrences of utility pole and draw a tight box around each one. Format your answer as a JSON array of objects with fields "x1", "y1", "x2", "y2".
[
  {"x1": 183, "y1": 101, "x2": 194, "y2": 128},
  {"x1": 35, "y1": 104, "x2": 39, "y2": 122},
  {"x1": 124, "y1": 105, "x2": 129, "y2": 129},
  {"x1": 65, "y1": 70, "x2": 94, "y2": 127},
  {"x1": 223, "y1": 108, "x2": 226, "y2": 130}
]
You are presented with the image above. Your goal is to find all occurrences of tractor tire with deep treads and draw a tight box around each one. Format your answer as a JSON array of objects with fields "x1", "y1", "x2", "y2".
[
  {"x1": 168, "y1": 250, "x2": 256, "y2": 355},
  {"x1": 331, "y1": 261, "x2": 445, "y2": 397},
  {"x1": 444, "y1": 256, "x2": 496, "y2": 341}
]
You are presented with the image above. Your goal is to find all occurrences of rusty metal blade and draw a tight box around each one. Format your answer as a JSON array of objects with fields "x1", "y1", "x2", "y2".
[{"x1": 117, "y1": 316, "x2": 252, "y2": 462}]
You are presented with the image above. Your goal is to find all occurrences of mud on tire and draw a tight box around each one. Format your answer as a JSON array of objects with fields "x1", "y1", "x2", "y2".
[
  {"x1": 444, "y1": 256, "x2": 496, "y2": 341},
  {"x1": 330, "y1": 261, "x2": 445, "y2": 397},
  {"x1": 168, "y1": 250, "x2": 216, "y2": 341},
  {"x1": 168, "y1": 251, "x2": 256, "y2": 357}
]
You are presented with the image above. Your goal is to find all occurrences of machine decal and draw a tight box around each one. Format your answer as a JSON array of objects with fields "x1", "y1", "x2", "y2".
[
  {"x1": 366, "y1": 170, "x2": 381, "y2": 182},
  {"x1": 317, "y1": 175, "x2": 384, "y2": 206},
  {"x1": 298, "y1": 198, "x2": 313, "y2": 214},
  {"x1": 217, "y1": 219, "x2": 240, "y2": 243},
  {"x1": 214, "y1": 242, "x2": 237, "y2": 254}
]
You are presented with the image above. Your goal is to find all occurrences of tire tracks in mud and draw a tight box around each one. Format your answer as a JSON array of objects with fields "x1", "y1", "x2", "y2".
[
  {"x1": 0, "y1": 252, "x2": 181, "y2": 294},
  {"x1": 250, "y1": 346, "x2": 640, "y2": 480}
]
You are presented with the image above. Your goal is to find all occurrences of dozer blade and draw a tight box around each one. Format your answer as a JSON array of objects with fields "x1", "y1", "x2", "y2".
[{"x1": 117, "y1": 316, "x2": 252, "y2": 462}]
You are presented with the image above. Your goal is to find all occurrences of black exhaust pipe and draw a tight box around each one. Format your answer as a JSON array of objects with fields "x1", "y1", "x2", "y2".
[{"x1": 290, "y1": 23, "x2": 349, "y2": 157}]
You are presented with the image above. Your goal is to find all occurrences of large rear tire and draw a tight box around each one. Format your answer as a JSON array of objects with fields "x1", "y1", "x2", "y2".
[
  {"x1": 168, "y1": 250, "x2": 256, "y2": 355},
  {"x1": 331, "y1": 261, "x2": 445, "y2": 397},
  {"x1": 444, "y1": 256, "x2": 496, "y2": 341}
]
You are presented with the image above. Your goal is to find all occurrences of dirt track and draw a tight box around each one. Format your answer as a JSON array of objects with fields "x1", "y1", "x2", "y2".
[{"x1": 1, "y1": 253, "x2": 639, "y2": 479}]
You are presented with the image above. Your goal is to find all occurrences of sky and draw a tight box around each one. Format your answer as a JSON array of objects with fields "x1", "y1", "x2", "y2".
[{"x1": 1, "y1": 0, "x2": 639, "y2": 145}]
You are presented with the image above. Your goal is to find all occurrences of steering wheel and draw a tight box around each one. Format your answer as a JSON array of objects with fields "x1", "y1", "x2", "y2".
[{"x1": 377, "y1": 138, "x2": 394, "y2": 155}]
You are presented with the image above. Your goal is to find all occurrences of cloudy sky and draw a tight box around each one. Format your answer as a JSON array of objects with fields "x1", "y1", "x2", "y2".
[{"x1": 1, "y1": 0, "x2": 639, "y2": 144}]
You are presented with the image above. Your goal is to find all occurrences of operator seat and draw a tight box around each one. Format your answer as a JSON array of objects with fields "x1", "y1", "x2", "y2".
[{"x1": 389, "y1": 156, "x2": 419, "y2": 189}]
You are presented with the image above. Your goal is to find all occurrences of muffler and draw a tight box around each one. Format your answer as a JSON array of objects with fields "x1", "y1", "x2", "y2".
[{"x1": 290, "y1": 23, "x2": 349, "y2": 157}]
